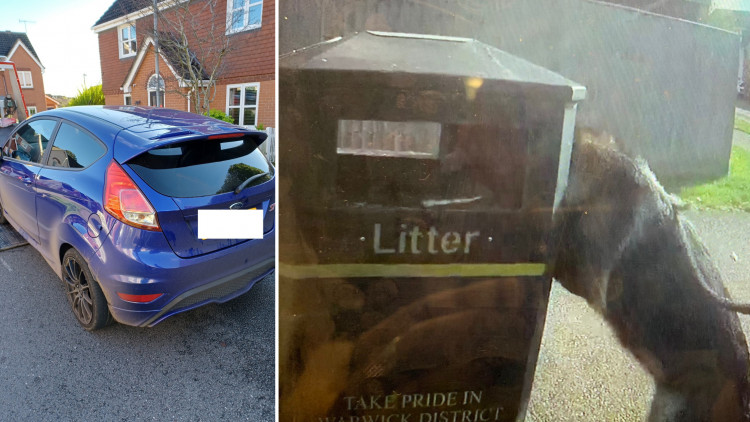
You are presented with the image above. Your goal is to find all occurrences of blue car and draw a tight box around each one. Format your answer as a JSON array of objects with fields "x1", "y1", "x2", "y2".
[{"x1": 0, "y1": 106, "x2": 275, "y2": 330}]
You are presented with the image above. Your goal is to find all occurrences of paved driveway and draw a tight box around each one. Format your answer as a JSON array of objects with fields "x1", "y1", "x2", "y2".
[{"x1": 0, "y1": 245, "x2": 275, "y2": 421}]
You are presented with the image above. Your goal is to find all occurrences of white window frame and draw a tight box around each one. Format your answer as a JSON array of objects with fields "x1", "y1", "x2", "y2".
[
  {"x1": 118, "y1": 23, "x2": 137, "y2": 59},
  {"x1": 226, "y1": 0, "x2": 263, "y2": 34},
  {"x1": 226, "y1": 82, "x2": 259, "y2": 127},
  {"x1": 147, "y1": 74, "x2": 165, "y2": 107},
  {"x1": 27, "y1": 106, "x2": 37, "y2": 116},
  {"x1": 123, "y1": 94, "x2": 132, "y2": 106},
  {"x1": 18, "y1": 71, "x2": 33, "y2": 89}
]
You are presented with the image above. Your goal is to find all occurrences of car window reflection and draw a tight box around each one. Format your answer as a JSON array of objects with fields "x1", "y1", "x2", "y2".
[{"x1": 3, "y1": 119, "x2": 57, "y2": 164}]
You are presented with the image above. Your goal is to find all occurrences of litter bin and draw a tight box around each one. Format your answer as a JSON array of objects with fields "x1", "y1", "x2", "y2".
[{"x1": 279, "y1": 31, "x2": 586, "y2": 422}]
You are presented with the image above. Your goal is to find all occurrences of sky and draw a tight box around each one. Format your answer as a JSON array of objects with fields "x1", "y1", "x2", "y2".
[{"x1": 0, "y1": 0, "x2": 111, "y2": 97}]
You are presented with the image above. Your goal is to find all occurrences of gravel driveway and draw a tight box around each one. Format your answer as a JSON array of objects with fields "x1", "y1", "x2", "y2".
[{"x1": 526, "y1": 210, "x2": 750, "y2": 421}]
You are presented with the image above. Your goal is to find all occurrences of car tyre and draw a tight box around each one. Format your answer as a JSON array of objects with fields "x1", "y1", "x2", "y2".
[{"x1": 62, "y1": 249, "x2": 110, "y2": 331}]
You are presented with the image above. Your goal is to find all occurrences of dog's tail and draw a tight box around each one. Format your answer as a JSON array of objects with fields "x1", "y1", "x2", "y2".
[{"x1": 679, "y1": 216, "x2": 750, "y2": 315}]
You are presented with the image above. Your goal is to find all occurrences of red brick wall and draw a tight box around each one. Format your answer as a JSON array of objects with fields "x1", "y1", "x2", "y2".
[
  {"x1": 257, "y1": 79, "x2": 274, "y2": 127},
  {"x1": 8, "y1": 45, "x2": 46, "y2": 115},
  {"x1": 96, "y1": 0, "x2": 275, "y2": 126},
  {"x1": 104, "y1": 93, "x2": 123, "y2": 105},
  {"x1": 98, "y1": 27, "x2": 136, "y2": 98}
]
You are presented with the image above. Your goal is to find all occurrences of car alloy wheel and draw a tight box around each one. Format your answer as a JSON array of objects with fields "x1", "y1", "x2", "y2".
[{"x1": 62, "y1": 249, "x2": 110, "y2": 331}]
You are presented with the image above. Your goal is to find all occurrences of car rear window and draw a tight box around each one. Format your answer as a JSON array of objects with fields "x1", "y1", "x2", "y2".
[{"x1": 127, "y1": 136, "x2": 273, "y2": 198}]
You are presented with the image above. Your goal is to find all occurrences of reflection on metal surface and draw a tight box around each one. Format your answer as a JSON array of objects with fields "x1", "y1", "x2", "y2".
[
  {"x1": 422, "y1": 196, "x2": 482, "y2": 207},
  {"x1": 337, "y1": 120, "x2": 441, "y2": 158}
]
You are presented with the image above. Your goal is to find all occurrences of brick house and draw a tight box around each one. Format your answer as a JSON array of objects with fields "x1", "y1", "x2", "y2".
[
  {"x1": 93, "y1": 0, "x2": 275, "y2": 129},
  {"x1": 0, "y1": 31, "x2": 46, "y2": 116},
  {"x1": 45, "y1": 95, "x2": 60, "y2": 110}
]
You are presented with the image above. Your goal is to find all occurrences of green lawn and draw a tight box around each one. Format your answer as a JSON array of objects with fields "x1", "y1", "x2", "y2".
[
  {"x1": 679, "y1": 131, "x2": 750, "y2": 211},
  {"x1": 736, "y1": 116, "x2": 750, "y2": 135}
]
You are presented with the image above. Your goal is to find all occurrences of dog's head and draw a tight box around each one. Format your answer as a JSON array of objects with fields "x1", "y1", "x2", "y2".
[{"x1": 550, "y1": 136, "x2": 656, "y2": 311}]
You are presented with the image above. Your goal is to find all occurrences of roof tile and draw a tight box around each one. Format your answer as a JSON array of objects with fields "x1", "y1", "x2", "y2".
[
  {"x1": 95, "y1": 0, "x2": 168, "y2": 27},
  {"x1": 0, "y1": 31, "x2": 41, "y2": 64}
]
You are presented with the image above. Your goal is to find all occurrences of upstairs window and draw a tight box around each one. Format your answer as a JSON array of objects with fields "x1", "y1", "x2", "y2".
[
  {"x1": 118, "y1": 24, "x2": 137, "y2": 58},
  {"x1": 18, "y1": 71, "x2": 32, "y2": 88},
  {"x1": 227, "y1": 0, "x2": 263, "y2": 34}
]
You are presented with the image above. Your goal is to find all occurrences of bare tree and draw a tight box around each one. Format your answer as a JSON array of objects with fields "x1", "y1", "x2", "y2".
[{"x1": 140, "y1": 0, "x2": 232, "y2": 115}]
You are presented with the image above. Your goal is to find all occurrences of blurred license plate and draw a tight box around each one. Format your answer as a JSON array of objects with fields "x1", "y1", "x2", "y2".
[{"x1": 198, "y1": 209, "x2": 263, "y2": 239}]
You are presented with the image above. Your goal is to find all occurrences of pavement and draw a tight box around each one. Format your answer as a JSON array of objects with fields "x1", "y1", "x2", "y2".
[{"x1": 525, "y1": 115, "x2": 750, "y2": 421}]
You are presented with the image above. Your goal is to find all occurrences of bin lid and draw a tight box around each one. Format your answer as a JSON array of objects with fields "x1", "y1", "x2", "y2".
[{"x1": 281, "y1": 31, "x2": 586, "y2": 101}]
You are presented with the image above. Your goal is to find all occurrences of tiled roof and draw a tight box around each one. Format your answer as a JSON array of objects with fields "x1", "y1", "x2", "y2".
[
  {"x1": 95, "y1": 0, "x2": 170, "y2": 27},
  {"x1": 0, "y1": 31, "x2": 41, "y2": 63}
]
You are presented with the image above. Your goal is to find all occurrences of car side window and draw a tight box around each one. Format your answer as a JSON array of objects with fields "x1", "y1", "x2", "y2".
[
  {"x1": 3, "y1": 119, "x2": 57, "y2": 164},
  {"x1": 47, "y1": 123, "x2": 106, "y2": 169}
]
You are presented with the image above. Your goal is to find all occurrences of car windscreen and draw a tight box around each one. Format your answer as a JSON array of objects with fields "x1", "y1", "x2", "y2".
[{"x1": 127, "y1": 136, "x2": 273, "y2": 198}]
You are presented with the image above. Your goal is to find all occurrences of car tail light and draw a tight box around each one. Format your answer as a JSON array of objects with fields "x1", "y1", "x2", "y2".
[{"x1": 104, "y1": 161, "x2": 161, "y2": 231}]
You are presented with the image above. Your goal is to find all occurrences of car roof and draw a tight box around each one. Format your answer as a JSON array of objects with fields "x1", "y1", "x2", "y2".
[
  {"x1": 42, "y1": 106, "x2": 238, "y2": 135},
  {"x1": 36, "y1": 106, "x2": 264, "y2": 163}
]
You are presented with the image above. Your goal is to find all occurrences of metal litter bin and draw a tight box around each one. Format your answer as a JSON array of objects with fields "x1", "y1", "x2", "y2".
[{"x1": 279, "y1": 31, "x2": 586, "y2": 422}]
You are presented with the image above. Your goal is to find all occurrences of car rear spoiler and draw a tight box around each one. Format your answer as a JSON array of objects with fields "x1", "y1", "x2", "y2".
[{"x1": 113, "y1": 128, "x2": 268, "y2": 163}]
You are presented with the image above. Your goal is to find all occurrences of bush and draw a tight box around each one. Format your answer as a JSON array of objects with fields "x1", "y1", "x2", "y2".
[
  {"x1": 67, "y1": 85, "x2": 105, "y2": 106},
  {"x1": 207, "y1": 109, "x2": 234, "y2": 124}
]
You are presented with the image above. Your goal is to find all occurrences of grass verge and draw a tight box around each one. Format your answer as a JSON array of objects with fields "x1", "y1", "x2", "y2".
[
  {"x1": 679, "y1": 145, "x2": 750, "y2": 211},
  {"x1": 736, "y1": 116, "x2": 750, "y2": 135}
]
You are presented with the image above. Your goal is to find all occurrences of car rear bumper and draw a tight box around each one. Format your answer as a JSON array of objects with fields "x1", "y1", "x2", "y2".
[
  {"x1": 140, "y1": 257, "x2": 274, "y2": 327},
  {"x1": 87, "y1": 221, "x2": 275, "y2": 327}
]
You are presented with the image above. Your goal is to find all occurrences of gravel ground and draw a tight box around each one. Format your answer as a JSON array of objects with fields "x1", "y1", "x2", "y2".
[{"x1": 525, "y1": 209, "x2": 750, "y2": 421}]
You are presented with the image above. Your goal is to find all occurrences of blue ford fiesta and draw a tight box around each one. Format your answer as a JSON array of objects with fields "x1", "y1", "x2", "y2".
[{"x1": 0, "y1": 106, "x2": 275, "y2": 330}]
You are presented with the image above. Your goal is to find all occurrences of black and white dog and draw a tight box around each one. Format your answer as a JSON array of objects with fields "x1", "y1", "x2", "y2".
[{"x1": 550, "y1": 134, "x2": 750, "y2": 421}]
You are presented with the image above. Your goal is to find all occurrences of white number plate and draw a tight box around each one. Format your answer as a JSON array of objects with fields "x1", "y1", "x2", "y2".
[{"x1": 198, "y1": 209, "x2": 263, "y2": 239}]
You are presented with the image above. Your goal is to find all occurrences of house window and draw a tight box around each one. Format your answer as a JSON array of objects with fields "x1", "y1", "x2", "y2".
[
  {"x1": 226, "y1": 83, "x2": 258, "y2": 127},
  {"x1": 27, "y1": 106, "x2": 37, "y2": 116},
  {"x1": 18, "y1": 71, "x2": 32, "y2": 88},
  {"x1": 118, "y1": 24, "x2": 137, "y2": 58},
  {"x1": 227, "y1": 0, "x2": 263, "y2": 33},
  {"x1": 123, "y1": 94, "x2": 132, "y2": 106},
  {"x1": 147, "y1": 74, "x2": 165, "y2": 107}
]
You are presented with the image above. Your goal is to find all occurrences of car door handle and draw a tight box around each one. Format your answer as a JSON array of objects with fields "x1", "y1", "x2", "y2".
[{"x1": 20, "y1": 177, "x2": 32, "y2": 185}]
